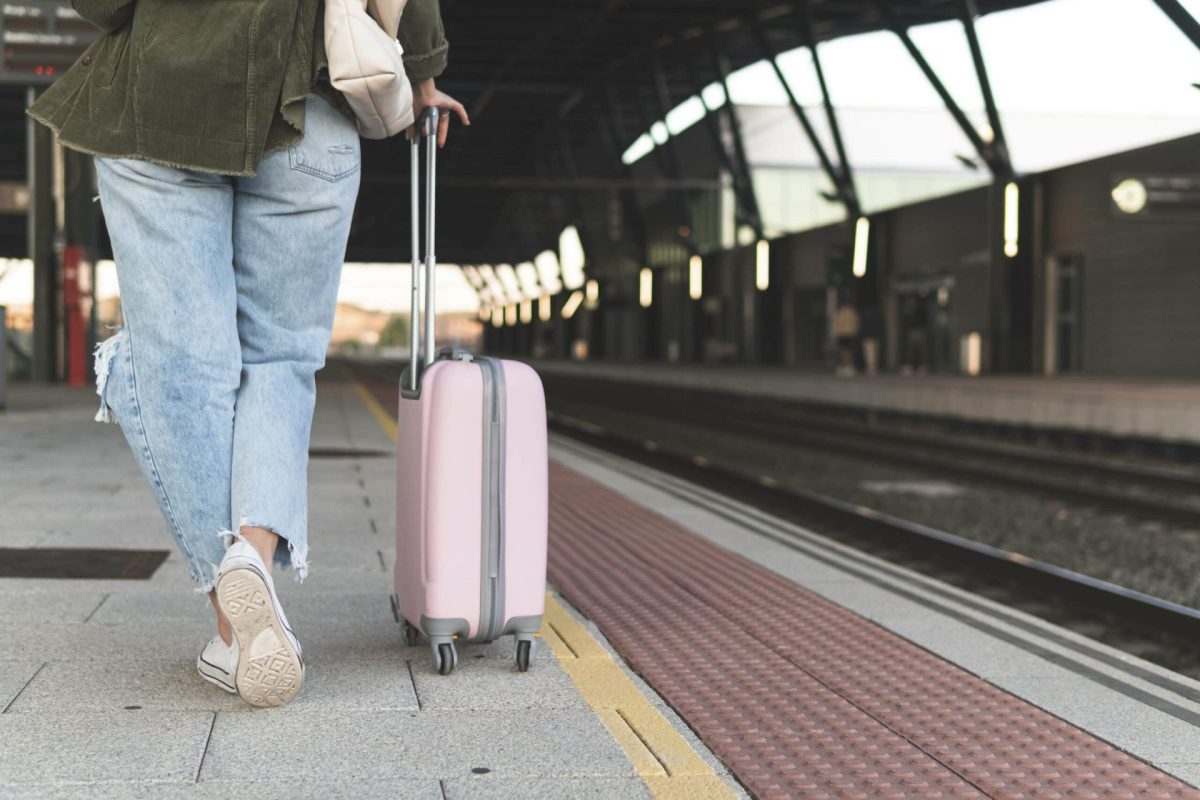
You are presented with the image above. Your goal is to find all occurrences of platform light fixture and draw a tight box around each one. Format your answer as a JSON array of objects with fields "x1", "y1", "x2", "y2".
[
  {"x1": 688, "y1": 255, "x2": 702, "y2": 300},
  {"x1": 561, "y1": 290, "x2": 584, "y2": 319},
  {"x1": 852, "y1": 217, "x2": 870, "y2": 278},
  {"x1": 496, "y1": 264, "x2": 523, "y2": 303},
  {"x1": 755, "y1": 239, "x2": 770, "y2": 291},
  {"x1": 504, "y1": 304, "x2": 517, "y2": 326},
  {"x1": 639, "y1": 268, "x2": 653, "y2": 308},
  {"x1": 491, "y1": 306, "x2": 504, "y2": 328},
  {"x1": 539, "y1": 293, "x2": 552, "y2": 322},
  {"x1": 585, "y1": 278, "x2": 599, "y2": 309},
  {"x1": 1003, "y1": 182, "x2": 1019, "y2": 258},
  {"x1": 519, "y1": 299, "x2": 532, "y2": 324},
  {"x1": 516, "y1": 261, "x2": 541, "y2": 299},
  {"x1": 534, "y1": 250, "x2": 563, "y2": 296},
  {"x1": 479, "y1": 265, "x2": 509, "y2": 306},
  {"x1": 665, "y1": 96, "x2": 706, "y2": 136},
  {"x1": 621, "y1": 134, "x2": 655, "y2": 166},
  {"x1": 479, "y1": 304, "x2": 490, "y2": 322},
  {"x1": 559, "y1": 227, "x2": 586, "y2": 291},
  {"x1": 700, "y1": 82, "x2": 726, "y2": 111}
]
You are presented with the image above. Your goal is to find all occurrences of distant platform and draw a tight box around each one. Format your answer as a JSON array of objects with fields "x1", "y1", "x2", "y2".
[{"x1": 532, "y1": 361, "x2": 1200, "y2": 446}]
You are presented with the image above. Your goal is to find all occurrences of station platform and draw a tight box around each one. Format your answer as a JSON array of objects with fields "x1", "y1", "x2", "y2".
[
  {"x1": 3, "y1": 370, "x2": 1200, "y2": 798},
  {"x1": 531, "y1": 360, "x2": 1200, "y2": 447}
]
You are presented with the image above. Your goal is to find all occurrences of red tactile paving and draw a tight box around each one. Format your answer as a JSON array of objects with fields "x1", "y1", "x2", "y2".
[
  {"x1": 546, "y1": 462, "x2": 1200, "y2": 800},
  {"x1": 350, "y1": 370, "x2": 1198, "y2": 799}
]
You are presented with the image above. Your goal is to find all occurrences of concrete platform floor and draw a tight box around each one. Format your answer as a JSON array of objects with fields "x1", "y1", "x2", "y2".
[{"x1": 0, "y1": 380, "x2": 740, "y2": 799}]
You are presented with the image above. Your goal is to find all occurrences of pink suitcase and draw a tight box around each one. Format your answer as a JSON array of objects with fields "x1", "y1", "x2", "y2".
[{"x1": 393, "y1": 110, "x2": 548, "y2": 675}]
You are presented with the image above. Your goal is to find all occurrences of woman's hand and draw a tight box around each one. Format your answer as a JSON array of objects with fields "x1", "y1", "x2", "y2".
[{"x1": 408, "y1": 79, "x2": 469, "y2": 147}]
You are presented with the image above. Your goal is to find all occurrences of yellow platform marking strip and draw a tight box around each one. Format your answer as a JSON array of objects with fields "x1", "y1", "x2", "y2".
[{"x1": 353, "y1": 377, "x2": 736, "y2": 800}]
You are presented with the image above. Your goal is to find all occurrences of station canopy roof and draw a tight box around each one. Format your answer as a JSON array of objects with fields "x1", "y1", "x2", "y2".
[{"x1": 354, "y1": 0, "x2": 1049, "y2": 265}]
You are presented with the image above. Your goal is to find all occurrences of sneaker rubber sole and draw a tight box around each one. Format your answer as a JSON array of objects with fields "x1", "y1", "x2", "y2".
[{"x1": 215, "y1": 566, "x2": 303, "y2": 707}]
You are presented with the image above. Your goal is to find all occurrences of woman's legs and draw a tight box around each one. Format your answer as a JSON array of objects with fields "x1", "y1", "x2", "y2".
[
  {"x1": 93, "y1": 156, "x2": 239, "y2": 594},
  {"x1": 227, "y1": 90, "x2": 362, "y2": 578},
  {"x1": 94, "y1": 91, "x2": 358, "y2": 671}
]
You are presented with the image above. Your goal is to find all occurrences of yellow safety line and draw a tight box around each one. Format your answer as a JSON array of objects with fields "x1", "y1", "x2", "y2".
[
  {"x1": 353, "y1": 380, "x2": 399, "y2": 441},
  {"x1": 353, "y1": 378, "x2": 736, "y2": 800}
]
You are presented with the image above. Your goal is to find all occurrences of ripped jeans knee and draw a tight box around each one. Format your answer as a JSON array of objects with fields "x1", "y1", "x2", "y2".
[{"x1": 93, "y1": 329, "x2": 126, "y2": 424}]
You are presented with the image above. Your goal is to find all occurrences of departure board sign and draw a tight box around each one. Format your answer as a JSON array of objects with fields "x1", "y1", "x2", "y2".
[{"x1": 2, "y1": 1, "x2": 98, "y2": 85}]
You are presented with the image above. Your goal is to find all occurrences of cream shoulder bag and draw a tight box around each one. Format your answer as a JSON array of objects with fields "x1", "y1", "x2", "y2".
[{"x1": 324, "y1": 0, "x2": 415, "y2": 140}]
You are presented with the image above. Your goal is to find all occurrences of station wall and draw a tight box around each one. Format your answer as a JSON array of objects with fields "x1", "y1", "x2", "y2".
[{"x1": 1041, "y1": 133, "x2": 1200, "y2": 377}]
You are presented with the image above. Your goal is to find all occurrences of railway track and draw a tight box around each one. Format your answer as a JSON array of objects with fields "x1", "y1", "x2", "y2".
[{"x1": 539, "y1": 374, "x2": 1200, "y2": 529}]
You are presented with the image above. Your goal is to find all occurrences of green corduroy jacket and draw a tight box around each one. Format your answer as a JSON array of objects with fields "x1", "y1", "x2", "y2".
[{"x1": 26, "y1": 0, "x2": 448, "y2": 177}]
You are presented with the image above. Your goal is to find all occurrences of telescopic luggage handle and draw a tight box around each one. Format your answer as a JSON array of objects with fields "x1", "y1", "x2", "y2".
[{"x1": 407, "y1": 107, "x2": 440, "y2": 394}]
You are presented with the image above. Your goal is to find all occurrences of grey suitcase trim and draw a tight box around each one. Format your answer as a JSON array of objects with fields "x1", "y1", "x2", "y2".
[{"x1": 477, "y1": 355, "x2": 507, "y2": 643}]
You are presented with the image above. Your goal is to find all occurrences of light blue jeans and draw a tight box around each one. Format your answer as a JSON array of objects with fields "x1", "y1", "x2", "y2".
[{"x1": 92, "y1": 90, "x2": 361, "y2": 593}]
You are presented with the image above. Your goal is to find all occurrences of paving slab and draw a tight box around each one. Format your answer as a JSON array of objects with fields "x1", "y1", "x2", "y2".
[
  {"x1": 199, "y1": 708, "x2": 635, "y2": 782},
  {"x1": 0, "y1": 587, "x2": 107, "y2": 625},
  {"x1": 410, "y1": 644, "x2": 583, "y2": 711},
  {"x1": 4, "y1": 660, "x2": 247, "y2": 714},
  {"x1": 0, "y1": 781, "x2": 442, "y2": 799},
  {"x1": 92, "y1": 587, "x2": 396, "y2": 625},
  {"x1": 0, "y1": 621, "x2": 208, "y2": 662},
  {"x1": 442, "y1": 776, "x2": 653, "y2": 799},
  {"x1": 0, "y1": 661, "x2": 43, "y2": 712},
  {"x1": 0, "y1": 711, "x2": 214, "y2": 785}
]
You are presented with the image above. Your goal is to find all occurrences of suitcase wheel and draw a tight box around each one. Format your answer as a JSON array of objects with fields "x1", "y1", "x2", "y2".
[
  {"x1": 402, "y1": 619, "x2": 422, "y2": 647},
  {"x1": 515, "y1": 639, "x2": 532, "y2": 673},
  {"x1": 434, "y1": 641, "x2": 457, "y2": 675}
]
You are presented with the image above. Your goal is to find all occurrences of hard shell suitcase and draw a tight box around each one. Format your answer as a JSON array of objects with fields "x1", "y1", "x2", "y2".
[{"x1": 393, "y1": 110, "x2": 548, "y2": 675}]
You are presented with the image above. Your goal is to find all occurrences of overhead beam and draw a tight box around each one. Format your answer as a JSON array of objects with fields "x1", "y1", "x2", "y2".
[
  {"x1": 684, "y1": 63, "x2": 760, "y2": 234},
  {"x1": 796, "y1": 0, "x2": 860, "y2": 212},
  {"x1": 749, "y1": 17, "x2": 860, "y2": 218},
  {"x1": 644, "y1": 60, "x2": 699, "y2": 253},
  {"x1": 958, "y1": 0, "x2": 1013, "y2": 179},
  {"x1": 707, "y1": 33, "x2": 764, "y2": 238},
  {"x1": 1151, "y1": 0, "x2": 1200, "y2": 49},
  {"x1": 874, "y1": 0, "x2": 999, "y2": 176}
]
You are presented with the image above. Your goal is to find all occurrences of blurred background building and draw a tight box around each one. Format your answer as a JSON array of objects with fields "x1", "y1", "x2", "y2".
[{"x1": 1, "y1": 0, "x2": 1198, "y2": 387}]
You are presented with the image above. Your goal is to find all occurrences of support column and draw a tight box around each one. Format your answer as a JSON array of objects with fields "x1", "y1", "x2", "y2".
[{"x1": 27, "y1": 87, "x2": 58, "y2": 383}]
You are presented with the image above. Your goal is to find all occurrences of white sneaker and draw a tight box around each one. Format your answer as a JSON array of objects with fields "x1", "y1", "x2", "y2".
[
  {"x1": 197, "y1": 635, "x2": 238, "y2": 694},
  {"x1": 214, "y1": 538, "x2": 304, "y2": 707}
]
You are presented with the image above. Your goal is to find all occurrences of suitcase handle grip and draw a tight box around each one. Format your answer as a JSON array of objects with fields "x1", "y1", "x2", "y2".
[{"x1": 407, "y1": 108, "x2": 440, "y2": 394}]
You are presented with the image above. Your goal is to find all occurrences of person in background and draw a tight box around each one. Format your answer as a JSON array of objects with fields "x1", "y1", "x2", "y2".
[
  {"x1": 860, "y1": 305, "x2": 882, "y2": 376},
  {"x1": 833, "y1": 296, "x2": 861, "y2": 377},
  {"x1": 26, "y1": 0, "x2": 467, "y2": 708}
]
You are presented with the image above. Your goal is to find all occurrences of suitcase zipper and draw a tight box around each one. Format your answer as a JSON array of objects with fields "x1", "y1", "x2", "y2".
[{"x1": 478, "y1": 357, "x2": 506, "y2": 641}]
